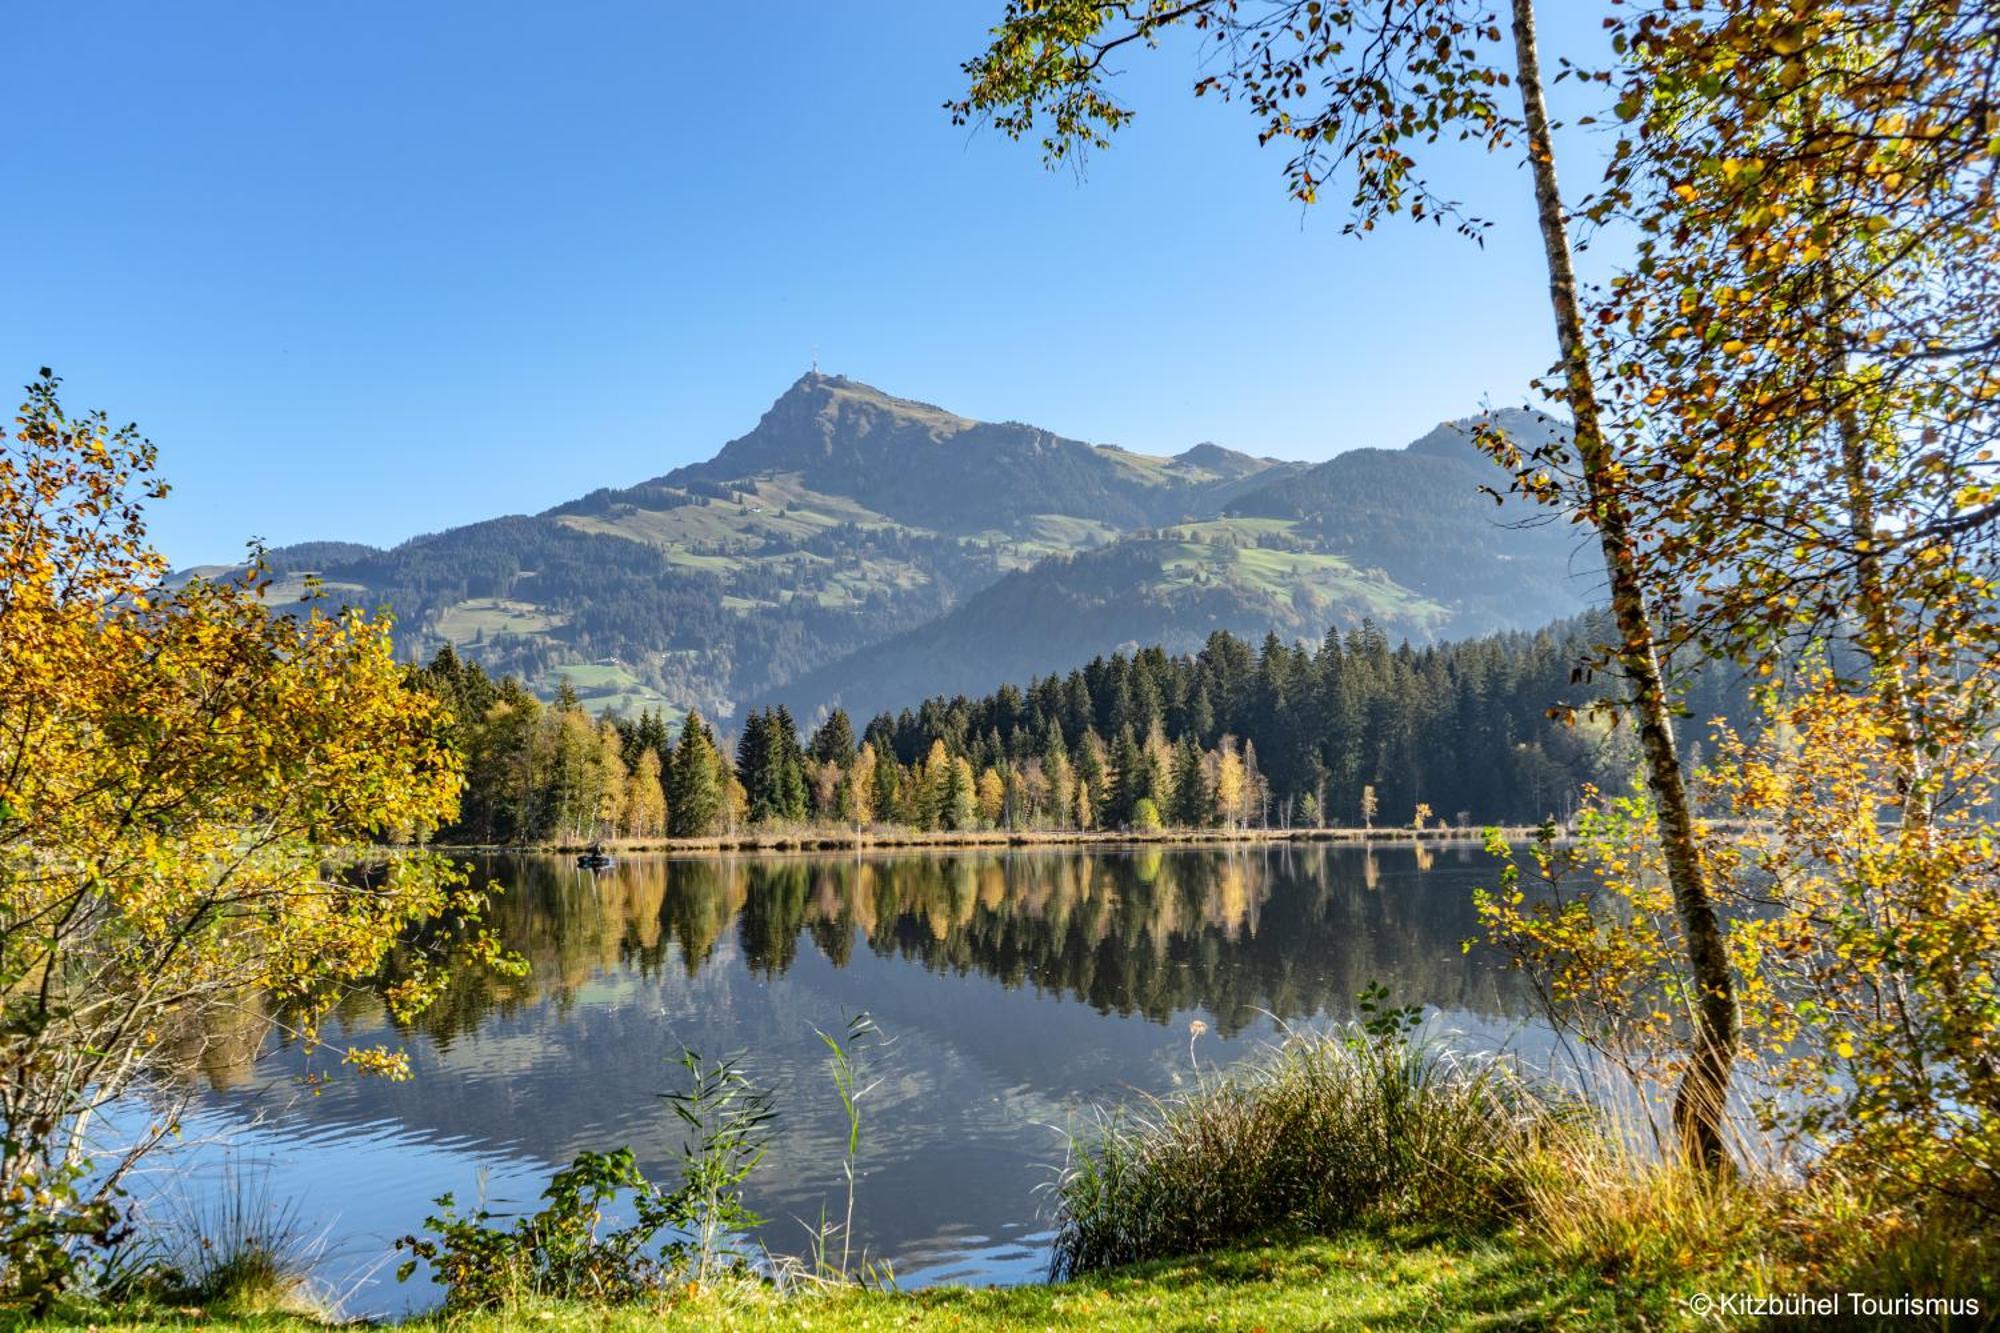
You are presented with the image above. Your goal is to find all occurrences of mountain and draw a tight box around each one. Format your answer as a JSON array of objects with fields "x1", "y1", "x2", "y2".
[
  {"x1": 552, "y1": 374, "x2": 1289, "y2": 536},
  {"x1": 224, "y1": 374, "x2": 1592, "y2": 725},
  {"x1": 1223, "y1": 406, "x2": 1587, "y2": 632},
  {"x1": 765, "y1": 407, "x2": 1595, "y2": 722}
]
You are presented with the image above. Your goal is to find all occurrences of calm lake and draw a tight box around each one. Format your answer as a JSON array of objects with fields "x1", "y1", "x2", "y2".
[{"x1": 138, "y1": 844, "x2": 1548, "y2": 1316}]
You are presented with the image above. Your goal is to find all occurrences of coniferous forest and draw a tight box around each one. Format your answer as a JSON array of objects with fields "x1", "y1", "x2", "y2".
[{"x1": 409, "y1": 612, "x2": 1750, "y2": 844}]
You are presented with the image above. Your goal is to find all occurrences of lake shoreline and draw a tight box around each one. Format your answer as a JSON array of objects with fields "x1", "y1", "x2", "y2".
[
  {"x1": 34, "y1": 1228, "x2": 1695, "y2": 1330},
  {"x1": 425, "y1": 824, "x2": 1548, "y2": 857}
]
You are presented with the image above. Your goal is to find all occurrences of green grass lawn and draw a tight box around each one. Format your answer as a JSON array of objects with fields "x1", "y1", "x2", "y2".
[
  {"x1": 554, "y1": 472, "x2": 905, "y2": 557},
  {"x1": 554, "y1": 663, "x2": 642, "y2": 691},
  {"x1": 261, "y1": 576, "x2": 375, "y2": 607},
  {"x1": 434, "y1": 597, "x2": 563, "y2": 641},
  {"x1": 18, "y1": 1229, "x2": 1709, "y2": 1331},
  {"x1": 539, "y1": 662, "x2": 681, "y2": 720},
  {"x1": 1146, "y1": 536, "x2": 1449, "y2": 629},
  {"x1": 1160, "y1": 516, "x2": 1299, "y2": 542}
]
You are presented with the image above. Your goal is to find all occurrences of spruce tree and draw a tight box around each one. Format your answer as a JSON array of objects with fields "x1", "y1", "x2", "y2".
[
  {"x1": 736, "y1": 709, "x2": 773, "y2": 822},
  {"x1": 808, "y1": 708, "x2": 856, "y2": 765},
  {"x1": 1040, "y1": 716, "x2": 1068, "y2": 765},
  {"x1": 1109, "y1": 727, "x2": 1146, "y2": 828},
  {"x1": 773, "y1": 706, "x2": 809, "y2": 820},
  {"x1": 1169, "y1": 736, "x2": 1212, "y2": 828},
  {"x1": 636, "y1": 709, "x2": 671, "y2": 770},
  {"x1": 871, "y1": 744, "x2": 901, "y2": 824},
  {"x1": 670, "y1": 711, "x2": 723, "y2": 837}
]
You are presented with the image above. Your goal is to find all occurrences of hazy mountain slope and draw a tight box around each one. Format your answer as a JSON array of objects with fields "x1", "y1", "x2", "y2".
[
  {"x1": 1225, "y1": 407, "x2": 1594, "y2": 633},
  {"x1": 767, "y1": 408, "x2": 1595, "y2": 723},
  {"x1": 764, "y1": 523, "x2": 1454, "y2": 723}
]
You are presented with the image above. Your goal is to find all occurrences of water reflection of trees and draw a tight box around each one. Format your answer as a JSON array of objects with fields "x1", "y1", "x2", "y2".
[{"x1": 373, "y1": 847, "x2": 1529, "y2": 1046}]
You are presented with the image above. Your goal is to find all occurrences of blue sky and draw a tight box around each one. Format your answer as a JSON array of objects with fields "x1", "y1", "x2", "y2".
[{"x1": 4, "y1": 4, "x2": 1615, "y2": 568}]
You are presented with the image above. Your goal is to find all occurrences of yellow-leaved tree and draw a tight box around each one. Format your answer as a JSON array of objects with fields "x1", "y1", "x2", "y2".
[
  {"x1": 0, "y1": 372, "x2": 510, "y2": 1300},
  {"x1": 1476, "y1": 0, "x2": 2000, "y2": 1211},
  {"x1": 1481, "y1": 669, "x2": 2000, "y2": 1211}
]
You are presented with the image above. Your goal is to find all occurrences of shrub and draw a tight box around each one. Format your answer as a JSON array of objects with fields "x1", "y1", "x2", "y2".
[
  {"x1": 397, "y1": 1051, "x2": 774, "y2": 1311},
  {"x1": 0, "y1": 374, "x2": 502, "y2": 1306},
  {"x1": 397, "y1": 1150, "x2": 687, "y2": 1311}
]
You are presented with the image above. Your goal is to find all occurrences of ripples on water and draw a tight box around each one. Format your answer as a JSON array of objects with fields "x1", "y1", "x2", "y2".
[{"x1": 134, "y1": 843, "x2": 1544, "y2": 1316}]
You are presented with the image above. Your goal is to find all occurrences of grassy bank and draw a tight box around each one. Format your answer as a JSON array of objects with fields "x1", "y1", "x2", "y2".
[
  {"x1": 16, "y1": 1229, "x2": 1692, "y2": 1331},
  {"x1": 20, "y1": 1031, "x2": 1988, "y2": 1330},
  {"x1": 2, "y1": 1030, "x2": 1712, "y2": 1331},
  {"x1": 435, "y1": 823, "x2": 1546, "y2": 856}
]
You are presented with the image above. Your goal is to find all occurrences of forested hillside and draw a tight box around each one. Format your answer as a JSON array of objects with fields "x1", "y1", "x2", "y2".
[
  {"x1": 222, "y1": 373, "x2": 1590, "y2": 722},
  {"x1": 764, "y1": 525, "x2": 1449, "y2": 724},
  {"x1": 766, "y1": 408, "x2": 1593, "y2": 722},
  {"x1": 1227, "y1": 408, "x2": 1589, "y2": 624},
  {"x1": 411, "y1": 611, "x2": 1750, "y2": 844}
]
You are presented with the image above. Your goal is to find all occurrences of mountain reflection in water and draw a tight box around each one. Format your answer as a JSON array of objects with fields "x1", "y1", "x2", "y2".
[{"x1": 163, "y1": 844, "x2": 1544, "y2": 1315}]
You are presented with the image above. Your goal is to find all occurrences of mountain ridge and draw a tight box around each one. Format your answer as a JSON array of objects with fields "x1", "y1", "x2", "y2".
[
  {"x1": 616, "y1": 371, "x2": 1297, "y2": 534},
  {"x1": 762, "y1": 407, "x2": 1593, "y2": 723},
  {"x1": 227, "y1": 374, "x2": 1587, "y2": 724}
]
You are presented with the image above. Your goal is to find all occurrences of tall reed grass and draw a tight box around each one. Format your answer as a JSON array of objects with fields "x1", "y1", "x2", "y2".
[
  {"x1": 1048, "y1": 1025, "x2": 1578, "y2": 1278},
  {"x1": 1052, "y1": 1023, "x2": 2000, "y2": 1325},
  {"x1": 95, "y1": 1165, "x2": 333, "y2": 1317}
]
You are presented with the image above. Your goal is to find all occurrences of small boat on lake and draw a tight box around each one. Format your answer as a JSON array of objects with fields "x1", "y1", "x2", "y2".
[{"x1": 576, "y1": 845, "x2": 615, "y2": 870}]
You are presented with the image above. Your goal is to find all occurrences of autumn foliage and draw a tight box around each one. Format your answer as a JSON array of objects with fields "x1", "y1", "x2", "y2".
[{"x1": 0, "y1": 373, "x2": 505, "y2": 1298}]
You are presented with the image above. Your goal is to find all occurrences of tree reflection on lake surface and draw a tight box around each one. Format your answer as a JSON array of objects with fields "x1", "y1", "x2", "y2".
[{"x1": 164, "y1": 844, "x2": 1545, "y2": 1315}]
